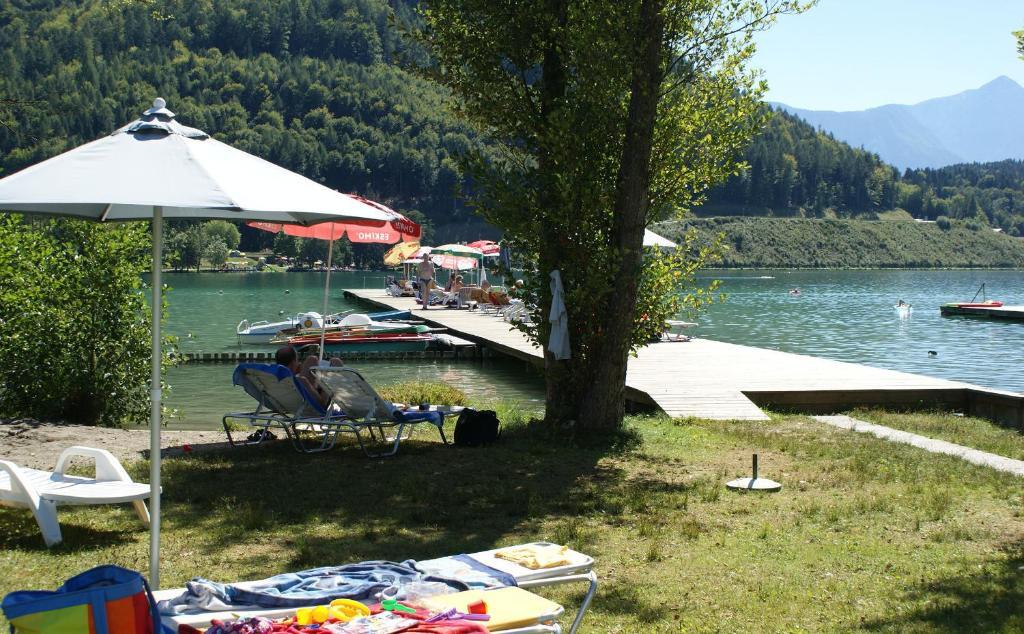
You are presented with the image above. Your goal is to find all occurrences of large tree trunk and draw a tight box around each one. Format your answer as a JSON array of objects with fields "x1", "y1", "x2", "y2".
[
  {"x1": 578, "y1": 0, "x2": 666, "y2": 430},
  {"x1": 538, "y1": 0, "x2": 579, "y2": 426}
]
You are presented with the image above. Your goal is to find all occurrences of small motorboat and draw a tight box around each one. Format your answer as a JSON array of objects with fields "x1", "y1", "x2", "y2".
[{"x1": 236, "y1": 311, "x2": 333, "y2": 345}]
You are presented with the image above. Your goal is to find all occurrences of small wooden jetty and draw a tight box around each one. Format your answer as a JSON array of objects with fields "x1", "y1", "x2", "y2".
[
  {"x1": 343, "y1": 288, "x2": 1024, "y2": 428},
  {"x1": 939, "y1": 304, "x2": 1024, "y2": 321}
]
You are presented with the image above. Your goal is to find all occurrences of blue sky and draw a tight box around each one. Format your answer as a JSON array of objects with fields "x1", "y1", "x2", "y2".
[{"x1": 752, "y1": 0, "x2": 1024, "y2": 111}]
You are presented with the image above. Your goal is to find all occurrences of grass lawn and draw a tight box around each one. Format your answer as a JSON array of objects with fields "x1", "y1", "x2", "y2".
[
  {"x1": 1, "y1": 412, "x2": 1022, "y2": 632},
  {"x1": 848, "y1": 407, "x2": 1024, "y2": 462}
]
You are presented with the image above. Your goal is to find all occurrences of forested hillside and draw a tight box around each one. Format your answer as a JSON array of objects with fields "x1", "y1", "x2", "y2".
[
  {"x1": 2, "y1": 0, "x2": 1024, "y2": 250},
  {"x1": 708, "y1": 110, "x2": 1024, "y2": 237},
  {"x1": 0, "y1": 0, "x2": 484, "y2": 244}
]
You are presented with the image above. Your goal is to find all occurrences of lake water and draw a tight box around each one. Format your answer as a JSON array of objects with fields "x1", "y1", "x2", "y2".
[{"x1": 162, "y1": 269, "x2": 1024, "y2": 429}]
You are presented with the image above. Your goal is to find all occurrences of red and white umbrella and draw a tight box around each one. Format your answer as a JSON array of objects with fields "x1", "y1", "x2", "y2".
[{"x1": 467, "y1": 239, "x2": 500, "y2": 256}]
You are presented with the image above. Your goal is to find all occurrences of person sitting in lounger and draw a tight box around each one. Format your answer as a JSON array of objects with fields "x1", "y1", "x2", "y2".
[{"x1": 275, "y1": 346, "x2": 330, "y2": 407}]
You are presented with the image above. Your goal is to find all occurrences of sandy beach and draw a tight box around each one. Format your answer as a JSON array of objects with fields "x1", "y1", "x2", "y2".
[{"x1": 1, "y1": 419, "x2": 229, "y2": 470}]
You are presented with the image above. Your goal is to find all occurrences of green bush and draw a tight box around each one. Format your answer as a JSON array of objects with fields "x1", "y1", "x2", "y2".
[
  {"x1": 0, "y1": 215, "x2": 167, "y2": 426},
  {"x1": 936, "y1": 216, "x2": 952, "y2": 230},
  {"x1": 376, "y1": 381, "x2": 469, "y2": 407}
]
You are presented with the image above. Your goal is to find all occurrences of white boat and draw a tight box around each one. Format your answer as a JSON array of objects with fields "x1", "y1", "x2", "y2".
[{"x1": 236, "y1": 311, "x2": 332, "y2": 345}]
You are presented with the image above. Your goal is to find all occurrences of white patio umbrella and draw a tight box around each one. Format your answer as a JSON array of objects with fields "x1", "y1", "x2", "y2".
[
  {"x1": 0, "y1": 98, "x2": 394, "y2": 588},
  {"x1": 643, "y1": 229, "x2": 678, "y2": 248}
]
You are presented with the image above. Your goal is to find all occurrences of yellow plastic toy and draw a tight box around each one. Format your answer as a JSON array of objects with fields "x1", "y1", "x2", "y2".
[{"x1": 294, "y1": 599, "x2": 370, "y2": 625}]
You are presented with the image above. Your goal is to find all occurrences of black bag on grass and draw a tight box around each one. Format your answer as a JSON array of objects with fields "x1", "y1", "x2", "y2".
[{"x1": 454, "y1": 408, "x2": 501, "y2": 447}]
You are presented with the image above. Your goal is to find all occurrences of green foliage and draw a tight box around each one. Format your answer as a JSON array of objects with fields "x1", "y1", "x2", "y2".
[
  {"x1": 202, "y1": 237, "x2": 230, "y2": 267},
  {"x1": 375, "y1": 381, "x2": 468, "y2": 407},
  {"x1": 417, "y1": 0, "x2": 799, "y2": 428},
  {"x1": 0, "y1": 215, "x2": 168, "y2": 426},
  {"x1": 0, "y1": 0, "x2": 482, "y2": 243},
  {"x1": 658, "y1": 216, "x2": 1024, "y2": 268},
  {"x1": 708, "y1": 108, "x2": 899, "y2": 215},
  {"x1": 201, "y1": 220, "x2": 240, "y2": 252},
  {"x1": 707, "y1": 109, "x2": 1024, "y2": 237},
  {"x1": 634, "y1": 230, "x2": 725, "y2": 347}
]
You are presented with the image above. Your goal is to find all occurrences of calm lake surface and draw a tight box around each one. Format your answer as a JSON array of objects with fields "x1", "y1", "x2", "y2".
[{"x1": 163, "y1": 269, "x2": 1024, "y2": 429}]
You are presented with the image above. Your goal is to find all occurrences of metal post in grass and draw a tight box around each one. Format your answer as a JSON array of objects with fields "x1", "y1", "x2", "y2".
[{"x1": 726, "y1": 453, "x2": 782, "y2": 492}]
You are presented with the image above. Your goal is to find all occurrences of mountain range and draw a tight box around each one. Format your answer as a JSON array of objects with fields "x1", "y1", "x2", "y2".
[{"x1": 773, "y1": 76, "x2": 1024, "y2": 170}]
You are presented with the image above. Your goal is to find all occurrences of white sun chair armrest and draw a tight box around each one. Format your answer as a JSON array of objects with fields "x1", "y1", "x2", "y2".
[
  {"x1": 0, "y1": 459, "x2": 45, "y2": 509},
  {"x1": 0, "y1": 459, "x2": 63, "y2": 546},
  {"x1": 53, "y1": 446, "x2": 135, "y2": 483}
]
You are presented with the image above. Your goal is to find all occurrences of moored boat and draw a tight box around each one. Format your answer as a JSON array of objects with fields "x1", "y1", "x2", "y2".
[
  {"x1": 287, "y1": 331, "x2": 435, "y2": 353},
  {"x1": 237, "y1": 310, "x2": 415, "y2": 344}
]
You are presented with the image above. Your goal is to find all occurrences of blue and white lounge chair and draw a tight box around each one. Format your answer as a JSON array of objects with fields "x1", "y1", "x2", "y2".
[
  {"x1": 310, "y1": 367, "x2": 452, "y2": 457},
  {"x1": 223, "y1": 363, "x2": 365, "y2": 455},
  {"x1": 225, "y1": 364, "x2": 450, "y2": 457}
]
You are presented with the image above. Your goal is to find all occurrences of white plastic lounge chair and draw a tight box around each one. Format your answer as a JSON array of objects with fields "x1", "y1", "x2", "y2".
[
  {"x1": 0, "y1": 446, "x2": 152, "y2": 547},
  {"x1": 311, "y1": 367, "x2": 454, "y2": 457}
]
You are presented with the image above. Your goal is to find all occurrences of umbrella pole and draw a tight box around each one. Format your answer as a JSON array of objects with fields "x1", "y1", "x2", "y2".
[
  {"x1": 149, "y1": 206, "x2": 163, "y2": 589},
  {"x1": 318, "y1": 237, "x2": 334, "y2": 361}
]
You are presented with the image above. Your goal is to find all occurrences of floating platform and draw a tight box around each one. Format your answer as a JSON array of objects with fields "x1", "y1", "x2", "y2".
[
  {"x1": 939, "y1": 304, "x2": 1024, "y2": 321},
  {"x1": 343, "y1": 288, "x2": 1024, "y2": 429}
]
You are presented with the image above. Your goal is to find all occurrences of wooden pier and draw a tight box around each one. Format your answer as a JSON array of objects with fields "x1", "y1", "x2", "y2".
[{"x1": 343, "y1": 289, "x2": 1024, "y2": 428}]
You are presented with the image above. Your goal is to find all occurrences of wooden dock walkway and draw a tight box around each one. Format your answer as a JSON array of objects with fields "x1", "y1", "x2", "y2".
[{"x1": 343, "y1": 289, "x2": 1024, "y2": 425}]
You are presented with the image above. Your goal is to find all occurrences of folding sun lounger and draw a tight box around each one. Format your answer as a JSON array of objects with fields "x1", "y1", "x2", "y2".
[
  {"x1": 223, "y1": 362, "x2": 355, "y2": 454},
  {"x1": 0, "y1": 446, "x2": 153, "y2": 547},
  {"x1": 310, "y1": 367, "x2": 454, "y2": 457},
  {"x1": 225, "y1": 364, "x2": 453, "y2": 457}
]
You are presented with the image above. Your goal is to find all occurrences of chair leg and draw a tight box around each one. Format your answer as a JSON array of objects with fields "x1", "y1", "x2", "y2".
[
  {"x1": 133, "y1": 499, "x2": 151, "y2": 527},
  {"x1": 34, "y1": 499, "x2": 63, "y2": 547}
]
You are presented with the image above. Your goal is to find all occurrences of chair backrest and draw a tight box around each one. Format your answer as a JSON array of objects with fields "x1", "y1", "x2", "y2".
[
  {"x1": 232, "y1": 363, "x2": 325, "y2": 418},
  {"x1": 311, "y1": 368, "x2": 394, "y2": 421}
]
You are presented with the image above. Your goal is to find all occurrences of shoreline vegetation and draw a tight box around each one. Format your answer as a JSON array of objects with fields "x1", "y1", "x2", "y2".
[
  {"x1": 170, "y1": 214, "x2": 1024, "y2": 276},
  {"x1": 659, "y1": 216, "x2": 1024, "y2": 269}
]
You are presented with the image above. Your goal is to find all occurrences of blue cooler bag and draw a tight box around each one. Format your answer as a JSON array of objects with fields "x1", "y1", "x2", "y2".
[{"x1": 1, "y1": 565, "x2": 165, "y2": 634}]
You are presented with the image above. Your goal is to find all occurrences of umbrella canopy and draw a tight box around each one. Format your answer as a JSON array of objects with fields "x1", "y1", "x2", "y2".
[
  {"x1": 401, "y1": 245, "x2": 433, "y2": 266},
  {"x1": 384, "y1": 241, "x2": 423, "y2": 266},
  {"x1": 431, "y1": 243, "x2": 483, "y2": 271},
  {"x1": 0, "y1": 98, "x2": 395, "y2": 588},
  {"x1": 643, "y1": 229, "x2": 678, "y2": 248},
  {"x1": 466, "y1": 239, "x2": 500, "y2": 256}
]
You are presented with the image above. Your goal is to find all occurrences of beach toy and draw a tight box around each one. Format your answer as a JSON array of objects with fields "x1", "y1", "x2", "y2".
[
  {"x1": 330, "y1": 598, "x2": 371, "y2": 621},
  {"x1": 424, "y1": 607, "x2": 490, "y2": 623},
  {"x1": 467, "y1": 599, "x2": 488, "y2": 614},
  {"x1": 295, "y1": 599, "x2": 370, "y2": 625},
  {"x1": 295, "y1": 607, "x2": 314, "y2": 625},
  {"x1": 381, "y1": 598, "x2": 416, "y2": 614}
]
